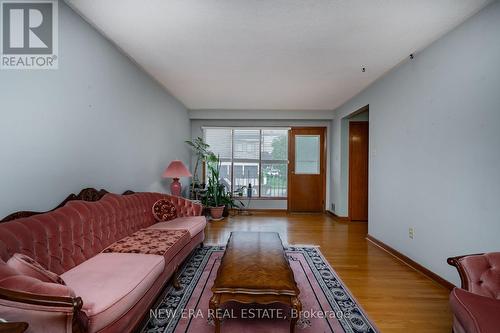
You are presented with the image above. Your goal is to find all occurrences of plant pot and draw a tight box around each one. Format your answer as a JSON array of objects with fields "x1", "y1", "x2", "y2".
[{"x1": 209, "y1": 206, "x2": 225, "y2": 221}]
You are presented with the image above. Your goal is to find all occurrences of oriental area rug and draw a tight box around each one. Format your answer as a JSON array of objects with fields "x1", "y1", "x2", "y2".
[{"x1": 140, "y1": 246, "x2": 378, "y2": 333}]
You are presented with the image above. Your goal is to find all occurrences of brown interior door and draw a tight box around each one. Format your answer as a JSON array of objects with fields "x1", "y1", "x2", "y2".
[
  {"x1": 288, "y1": 127, "x2": 326, "y2": 212},
  {"x1": 348, "y1": 121, "x2": 369, "y2": 221}
]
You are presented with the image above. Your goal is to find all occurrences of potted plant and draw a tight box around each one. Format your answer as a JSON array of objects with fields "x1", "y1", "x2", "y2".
[
  {"x1": 221, "y1": 191, "x2": 245, "y2": 217},
  {"x1": 185, "y1": 137, "x2": 212, "y2": 199},
  {"x1": 203, "y1": 154, "x2": 226, "y2": 220}
]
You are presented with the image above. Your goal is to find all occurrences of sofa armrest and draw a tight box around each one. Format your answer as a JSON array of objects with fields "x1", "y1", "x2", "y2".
[
  {"x1": 450, "y1": 288, "x2": 500, "y2": 333},
  {"x1": 164, "y1": 195, "x2": 203, "y2": 217}
]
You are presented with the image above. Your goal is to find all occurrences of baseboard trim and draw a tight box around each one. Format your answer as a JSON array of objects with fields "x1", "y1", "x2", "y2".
[
  {"x1": 326, "y1": 210, "x2": 351, "y2": 221},
  {"x1": 366, "y1": 234, "x2": 455, "y2": 291}
]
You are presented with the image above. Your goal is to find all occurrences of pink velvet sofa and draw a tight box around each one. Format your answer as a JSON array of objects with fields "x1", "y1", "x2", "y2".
[
  {"x1": 0, "y1": 191, "x2": 205, "y2": 333},
  {"x1": 448, "y1": 252, "x2": 500, "y2": 333}
]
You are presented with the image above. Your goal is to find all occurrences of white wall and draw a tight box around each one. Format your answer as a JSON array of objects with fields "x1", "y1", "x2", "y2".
[
  {"x1": 0, "y1": 2, "x2": 190, "y2": 217},
  {"x1": 191, "y1": 118, "x2": 332, "y2": 210},
  {"x1": 331, "y1": 1, "x2": 500, "y2": 285}
]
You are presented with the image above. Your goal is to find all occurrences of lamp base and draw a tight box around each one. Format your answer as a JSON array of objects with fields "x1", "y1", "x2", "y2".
[{"x1": 170, "y1": 178, "x2": 182, "y2": 196}]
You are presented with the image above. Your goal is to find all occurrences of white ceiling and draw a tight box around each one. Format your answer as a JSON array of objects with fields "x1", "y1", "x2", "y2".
[{"x1": 66, "y1": 0, "x2": 491, "y2": 110}]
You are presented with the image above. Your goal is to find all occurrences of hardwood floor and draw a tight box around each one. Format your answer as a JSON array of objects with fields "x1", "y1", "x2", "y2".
[{"x1": 205, "y1": 212, "x2": 452, "y2": 333}]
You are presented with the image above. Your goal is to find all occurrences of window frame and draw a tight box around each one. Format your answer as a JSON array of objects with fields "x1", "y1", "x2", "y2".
[{"x1": 203, "y1": 127, "x2": 289, "y2": 199}]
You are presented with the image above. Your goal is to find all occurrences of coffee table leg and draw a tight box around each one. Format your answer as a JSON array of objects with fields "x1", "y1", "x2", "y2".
[
  {"x1": 290, "y1": 297, "x2": 302, "y2": 333},
  {"x1": 209, "y1": 294, "x2": 221, "y2": 333}
]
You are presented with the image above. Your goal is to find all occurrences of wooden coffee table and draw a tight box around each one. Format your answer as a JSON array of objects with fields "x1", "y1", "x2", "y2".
[{"x1": 209, "y1": 232, "x2": 301, "y2": 333}]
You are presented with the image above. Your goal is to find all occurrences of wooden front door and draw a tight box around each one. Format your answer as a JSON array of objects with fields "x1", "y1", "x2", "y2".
[
  {"x1": 288, "y1": 127, "x2": 326, "y2": 212},
  {"x1": 348, "y1": 121, "x2": 369, "y2": 221}
]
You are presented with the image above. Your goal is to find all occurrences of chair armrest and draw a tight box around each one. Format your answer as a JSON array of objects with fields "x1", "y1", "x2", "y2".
[
  {"x1": 0, "y1": 287, "x2": 82, "y2": 309},
  {"x1": 0, "y1": 322, "x2": 28, "y2": 333},
  {"x1": 447, "y1": 253, "x2": 484, "y2": 289},
  {"x1": 0, "y1": 287, "x2": 87, "y2": 333},
  {"x1": 447, "y1": 252, "x2": 500, "y2": 299},
  {"x1": 450, "y1": 288, "x2": 500, "y2": 333}
]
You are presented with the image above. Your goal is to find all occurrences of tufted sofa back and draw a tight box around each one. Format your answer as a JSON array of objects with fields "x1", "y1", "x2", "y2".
[
  {"x1": 0, "y1": 192, "x2": 202, "y2": 275},
  {"x1": 458, "y1": 252, "x2": 500, "y2": 299}
]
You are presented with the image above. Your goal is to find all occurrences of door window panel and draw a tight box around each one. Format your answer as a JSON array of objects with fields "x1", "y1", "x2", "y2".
[{"x1": 295, "y1": 135, "x2": 320, "y2": 174}]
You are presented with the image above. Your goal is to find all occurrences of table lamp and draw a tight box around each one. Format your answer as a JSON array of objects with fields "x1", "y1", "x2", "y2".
[{"x1": 162, "y1": 160, "x2": 192, "y2": 196}]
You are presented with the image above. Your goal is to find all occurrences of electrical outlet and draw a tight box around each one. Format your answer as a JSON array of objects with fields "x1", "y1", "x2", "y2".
[
  {"x1": 409, "y1": 227, "x2": 414, "y2": 239},
  {"x1": 331, "y1": 203, "x2": 335, "y2": 211}
]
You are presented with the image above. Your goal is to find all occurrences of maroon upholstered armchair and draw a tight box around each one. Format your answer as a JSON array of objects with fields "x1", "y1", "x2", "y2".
[{"x1": 447, "y1": 252, "x2": 500, "y2": 333}]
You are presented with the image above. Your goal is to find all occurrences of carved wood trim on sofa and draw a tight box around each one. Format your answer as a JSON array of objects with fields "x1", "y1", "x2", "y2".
[{"x1": 0, "y1": 188, "x2": 135, "y2": 222}]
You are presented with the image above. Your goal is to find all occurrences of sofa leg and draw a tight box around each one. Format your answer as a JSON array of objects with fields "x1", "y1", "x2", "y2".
[{"x1": 173, "y1": 268, "x2": 181, "y2": 290}]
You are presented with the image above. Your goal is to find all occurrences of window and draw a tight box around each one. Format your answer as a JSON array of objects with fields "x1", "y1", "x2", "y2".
[
  {"x1": 295, "y1": 135, "x2": 320, "y2": 174},
  {"x1": 204, "y1": 128, "x2": 288, "y2": 198}
]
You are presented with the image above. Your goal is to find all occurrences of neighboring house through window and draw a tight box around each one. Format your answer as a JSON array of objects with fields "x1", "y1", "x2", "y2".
[{"x1": 203, "y1": 127, "x2": 288, "y2": 198}]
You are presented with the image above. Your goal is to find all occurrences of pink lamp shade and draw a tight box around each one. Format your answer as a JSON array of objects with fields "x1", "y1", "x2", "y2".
[{"x1": 162, "y1": 160, "x2": 192, "y2": 196}]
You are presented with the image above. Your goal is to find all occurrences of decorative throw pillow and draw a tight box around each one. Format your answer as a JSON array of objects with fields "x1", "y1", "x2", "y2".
[
  {"x1": 7, "y1": 253, "x2": 66, "y2": 285},
  {"x1": 152, "y1": 199, "x2": 177, "y2": 222}
]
